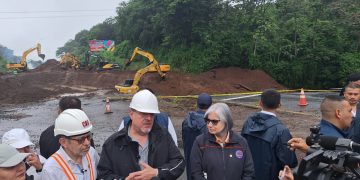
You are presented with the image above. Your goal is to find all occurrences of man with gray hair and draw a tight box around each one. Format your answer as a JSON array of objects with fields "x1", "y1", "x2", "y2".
[{"x1": 97, "y1": 89, "x2": 184, "y2": 180}]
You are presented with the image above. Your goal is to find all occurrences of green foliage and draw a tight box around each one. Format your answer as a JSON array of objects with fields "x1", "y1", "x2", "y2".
[
  {"x1": 57, "y1": 0, "x2": 360, "y2": 89},
  {"x1": 0, "y1": 55, "x2": 6, "y2": 73}
]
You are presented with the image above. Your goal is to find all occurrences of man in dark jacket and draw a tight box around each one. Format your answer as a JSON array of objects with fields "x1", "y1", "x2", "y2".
[
  {"x1": 182, "y1": 93, "x2": 212, "y2": 180},
  {"x1": 97, "y1": 90, "x2": 185, "y2": 180},
  {"x1": 242, "y1": 89, "x2": 297, "y2": 180},
  {"x1": 289, "y1": 95, "x2": 354, "y2": 153},
  {"x1": 39, "y1": 96, "x2": 94, "y2": 159}
]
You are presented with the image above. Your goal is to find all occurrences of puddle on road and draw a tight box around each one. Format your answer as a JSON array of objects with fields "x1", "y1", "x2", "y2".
[{"x1": 0, "y1": 94, "x2": 129, "y2": 153}]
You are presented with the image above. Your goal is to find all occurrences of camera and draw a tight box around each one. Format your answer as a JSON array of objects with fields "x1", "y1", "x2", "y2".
[{"x1": 293, "y1": 126, "x2": 360, "y2": 180}]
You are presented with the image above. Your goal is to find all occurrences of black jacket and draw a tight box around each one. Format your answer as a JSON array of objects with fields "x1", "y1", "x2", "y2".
[
  {"x1": 97, "y1": 121, "x2": 185, "y2": 180},
  {"x1": 241, "y1": 112, "x2": 297, "y2": 180},
  {"x1": 190, "y1": 131, "x2": 255, "y2": 180},
  {"x1": 182, "y1": 110, "x2": 207, "y2": 180}
]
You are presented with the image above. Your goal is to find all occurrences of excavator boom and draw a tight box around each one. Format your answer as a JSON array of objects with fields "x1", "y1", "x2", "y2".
[
  {"x1": 115, "y1": 47, "x2": 170, "y2": 94},
  {"x1": 6, "y1": 43, "x2": 45, "y2": 71}
]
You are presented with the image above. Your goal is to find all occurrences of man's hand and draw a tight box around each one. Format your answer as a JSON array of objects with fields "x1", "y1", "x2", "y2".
[
  {"x1": 278, "y1": 165, "x2": 294, "y2": 180},
  {"x1": 125, "y1": 162, "x2": 158, "y2": 180},
  {"x1": 287, "y1": 138, "x2": 309, "y2": 153},
  {"x1": 26, "y1": 153, "x2": 43, "y2": 171}
]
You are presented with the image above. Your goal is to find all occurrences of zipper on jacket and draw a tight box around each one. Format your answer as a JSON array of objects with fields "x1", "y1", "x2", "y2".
[{"x1": 221, "y1": 146, "x2": 226, "y2": 180}]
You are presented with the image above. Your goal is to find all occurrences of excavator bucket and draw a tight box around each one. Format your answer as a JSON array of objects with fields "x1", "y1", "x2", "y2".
[{"x1": 38, "y1": 54, "x2": 45, "y2": 60}]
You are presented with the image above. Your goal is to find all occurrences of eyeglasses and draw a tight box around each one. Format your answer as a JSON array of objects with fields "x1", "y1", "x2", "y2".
[
  {"x1": 204, "y1": 118, "x2": 221, "y2": 126},
  {"x1": 67, "y1": 133, "x2": 92, "y2": 144}
]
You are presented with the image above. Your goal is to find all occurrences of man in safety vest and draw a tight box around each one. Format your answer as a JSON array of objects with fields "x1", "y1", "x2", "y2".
[{"x1": 41, "y1": 109, "x2": 99, "y2": 180}]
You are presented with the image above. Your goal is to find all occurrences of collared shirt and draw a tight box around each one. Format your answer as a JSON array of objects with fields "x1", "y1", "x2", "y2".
[
  {"x1": 118, "y1": 117, "x2": 178, "y2": 146},
  {"x1": 41, "y1": 146, "x2": 100, "y2": 180},
  {"x1": 128, "y1": 126, "x2": 149, "y2": 168},
  {"x1": 260, "y1": 110, "x2": 276, "y2": 117},
  {"x1": 215, "y1": 131, "x2": 230, "y2": 147},
  {"x1": 319, "y1": 119, "x2": 348, "y2": 138}
]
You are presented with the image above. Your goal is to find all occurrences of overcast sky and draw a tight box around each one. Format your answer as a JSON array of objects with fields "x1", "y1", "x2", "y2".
[{"x1": 0, "y1": 0, "x2": 123, "y2": 61}]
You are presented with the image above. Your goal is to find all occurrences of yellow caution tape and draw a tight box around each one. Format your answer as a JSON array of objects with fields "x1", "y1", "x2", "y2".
[
  {"x1": 157, "y1": 89, "x2": 338, "y2": 99},
  {"x1": 105, "y1": 89, "x2": 339, "y2": 101}
]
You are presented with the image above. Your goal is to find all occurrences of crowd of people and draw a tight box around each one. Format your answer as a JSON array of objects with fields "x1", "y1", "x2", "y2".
[{"x1": 1, "y1": 73, "x2": 360, "y2": 180}]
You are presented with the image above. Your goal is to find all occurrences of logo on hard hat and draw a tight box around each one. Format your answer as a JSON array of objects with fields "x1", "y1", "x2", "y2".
[{"x1": 82, "y1": 120, "x2": 90, "y2": 128}]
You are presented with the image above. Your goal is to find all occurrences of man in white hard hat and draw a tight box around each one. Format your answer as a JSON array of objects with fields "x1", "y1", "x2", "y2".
[
  {"x1": 0, "y1": 144, "x2": 29, "y2": 180},
  {"x1": 2, "y1": 128, "x2": 46, "y2": 180},
  {"x1": 41, "y1": 109, "x2": 99, "y2": 180},
  {"x1": 97, "y1": 89, "x2": 185, "y2": 179}
]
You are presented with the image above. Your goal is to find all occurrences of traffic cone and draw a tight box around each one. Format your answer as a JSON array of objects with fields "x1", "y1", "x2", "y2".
[
  {"x1": 104, "y1": 97, "x2": 113, "y2": 114},
  {"x1": 298, "y1": 88, "x2": 308, "y2": 106}
]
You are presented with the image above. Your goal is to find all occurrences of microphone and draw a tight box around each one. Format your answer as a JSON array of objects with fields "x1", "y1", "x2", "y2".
[
  {"x1": 307, "y1": 135, "x2": 360, "y2": 153},
  {"x1": 81, "y1": 169, "x2": 87, "y2": 173}
]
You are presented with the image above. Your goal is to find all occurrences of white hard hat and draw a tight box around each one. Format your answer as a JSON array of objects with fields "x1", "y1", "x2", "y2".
[
  {"x1": 129, "y1": 90, "x2": 160, "y2": 114},
  {"x1": 2, "y1": 128, "x2": 34, "y2": 149},
  {"x1": 54, "y1": 109, "x2": 93, "y2": 136}
]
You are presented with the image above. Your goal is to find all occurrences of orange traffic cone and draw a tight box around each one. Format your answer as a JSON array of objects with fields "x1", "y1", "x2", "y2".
[
  {"x1": 298, "y1": 88, "x2": 308, "y2": 106},
  {"x1": 104, "y1": 97, "x2": 113, "y2": 114}
]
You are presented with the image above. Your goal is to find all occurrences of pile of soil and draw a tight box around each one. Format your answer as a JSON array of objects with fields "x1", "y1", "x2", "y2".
[{"x1": 0, "y1": 59, "x2": 284, "y2": 105}]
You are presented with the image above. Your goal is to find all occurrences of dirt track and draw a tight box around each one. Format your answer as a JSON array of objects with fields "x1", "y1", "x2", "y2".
[{"x1": 0, "y1": 59, "x2": 284, "y2": 105}]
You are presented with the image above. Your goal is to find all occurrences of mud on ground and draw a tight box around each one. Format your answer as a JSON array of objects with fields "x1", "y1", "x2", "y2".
[
  {"x1": 0, "y1": 59, "x2": 283, "y2": 105},
  {"x1": 0, "y1": 60, "x2": 313, "y2": 160}
]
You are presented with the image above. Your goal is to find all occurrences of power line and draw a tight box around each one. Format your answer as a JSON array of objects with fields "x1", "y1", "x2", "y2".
[
  {"x1": 0, "y1": 9, "x2": 115, "y2": 14},
  {"x1": 0, "y1": 14, "x2": 114, "y2": 20}
]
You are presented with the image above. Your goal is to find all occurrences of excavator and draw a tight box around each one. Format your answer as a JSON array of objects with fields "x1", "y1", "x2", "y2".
[
  {"x1": 84, "y1": 52, "x2": 121, "y2": 71},
  {"x1": 6, "y1": 43, "x2": 45, "y2": 72},
  {"x1": 59, "y1": 53, "x2": 80, "y2": 69},
  {"x1": 115, "y1": 47, "x2": 170, "y2": 94}
]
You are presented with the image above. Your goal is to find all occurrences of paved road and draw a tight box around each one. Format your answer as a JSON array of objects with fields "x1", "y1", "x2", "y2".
[{"x1": 219, "y1": 91, "x2": 338, "y2": 115}]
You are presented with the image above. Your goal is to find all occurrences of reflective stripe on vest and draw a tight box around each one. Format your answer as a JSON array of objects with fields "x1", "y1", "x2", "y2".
[
  {"x1": 51, "y1": 152, "x2": 94, "y2": 180},
  {"x1": 86, "y1": 153, "x2": 94, "y2": 180}
]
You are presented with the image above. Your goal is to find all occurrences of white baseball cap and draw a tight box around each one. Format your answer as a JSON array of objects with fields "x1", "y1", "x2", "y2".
[
  {"x1": 0, "y1": 144, "x2": 29, "y2": 167},
  {"x1": 2, "y1": 128, "x2": 34, "y2": 149}
]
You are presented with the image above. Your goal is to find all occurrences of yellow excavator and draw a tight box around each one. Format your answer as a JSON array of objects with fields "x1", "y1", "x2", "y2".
[
  {"x1": 6, "y1": 43, "x2": 45, "y2": 72},
  {"x1": 115, "y1": 47, "x2": 170, "y2": 94},
  {"x1": 59, "y1": 53, "x2": 80, "y2": 70}
]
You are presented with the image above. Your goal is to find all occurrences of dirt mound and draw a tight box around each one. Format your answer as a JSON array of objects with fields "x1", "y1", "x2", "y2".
[
  {"x1": 0, "y1": 64, "x2": 284, "y2": 105},
  {"x1": 33, "y1": 59, "x2": 63, "y2": 72}
]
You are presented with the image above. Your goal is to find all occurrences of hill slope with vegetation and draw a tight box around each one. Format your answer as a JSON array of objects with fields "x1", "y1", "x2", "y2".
[{"x1": 57, "y1": 0, "x2": 360, "y2": 89}]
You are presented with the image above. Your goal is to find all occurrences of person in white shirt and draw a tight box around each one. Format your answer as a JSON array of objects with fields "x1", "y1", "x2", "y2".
[
  {"x1": 2, "y1": 128, "x2": 45, "y2": 180},
  {"x1": 41, "y1": 109, "x2": 99, "y2": 180}
]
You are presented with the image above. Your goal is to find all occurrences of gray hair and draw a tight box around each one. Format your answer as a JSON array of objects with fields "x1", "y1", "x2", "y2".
[{"x1": 204, "y1": 103, "x2": 233, "y2": 131}]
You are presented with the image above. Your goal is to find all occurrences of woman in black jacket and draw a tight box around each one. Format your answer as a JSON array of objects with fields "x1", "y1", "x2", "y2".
[{"x1": 190, "y1": 103, "x2": 255, "y2": 180}]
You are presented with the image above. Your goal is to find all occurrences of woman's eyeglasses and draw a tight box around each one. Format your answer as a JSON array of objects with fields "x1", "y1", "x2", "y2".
[{"x1": 204, "y1": 118, "x2": 221, "y2": 126}]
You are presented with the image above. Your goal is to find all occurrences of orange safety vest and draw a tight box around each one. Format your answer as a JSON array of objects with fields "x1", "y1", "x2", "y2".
[{"x1": 51, "y1": 152, "x2": 94, "y2": 180}]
